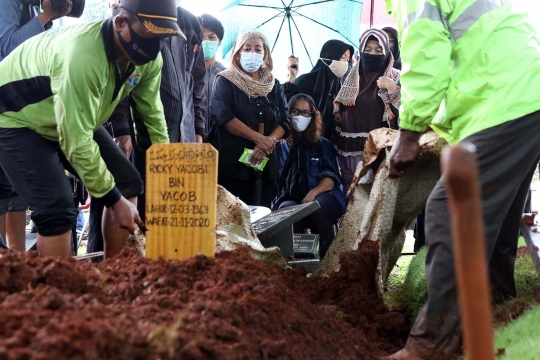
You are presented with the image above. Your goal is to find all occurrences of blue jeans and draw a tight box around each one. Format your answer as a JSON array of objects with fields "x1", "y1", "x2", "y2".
[{"x1": 76, "y1": 211, "x2": 85, "y2": 232}]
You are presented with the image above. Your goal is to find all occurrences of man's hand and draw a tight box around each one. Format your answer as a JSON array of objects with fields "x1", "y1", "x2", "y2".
[
  {"x1": 287, "y1": 55, "x2": 299, "y2": 83},
  {"x1": 389, "y1": 130, "x2": 421, "y2": 177},
  {"x1": 37, "y1": 0, "x2": 72, "y2": 25},
  {"x1": 196, "y1": 134, "x2": 203, "y2": 144},
  {"x1": 111, "y1": 197, "x2": 143, "y2": 234},
  {"x1": 377, "y1": 76, "x2": 398, "y2": 93},
  {"x1": 115, "y1": 135, "x2": 133, "y2": 159},
  {"x1": 301, "y1": 190, "x2": 317, "y2": 204}
]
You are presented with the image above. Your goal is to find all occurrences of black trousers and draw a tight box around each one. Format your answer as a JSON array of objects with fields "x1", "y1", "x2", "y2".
[
  {"x1": 218, "y1": 174, "x2": 276, "y2": 208},
  {"x1": 0, "y1": 166, "x2": 14, "y2": 200},
  {"x1": 278, "y1": 191, "x2": 345, "y2": 259},
  {"x1": 407, "y1": 110, "x2": 540, "y2": 359},
  {"x1": 0, "y1": 128, "x2": 78, "y2": 236},
  {"x1": 0, "y1": 127, "x2": 142, "y2": 242},
  {"x1": 414, "y1": 209, "x2": 426, "y2": 253},
  {"x1": 132, "y1": 147, "x2": 147, "y2": 222}
]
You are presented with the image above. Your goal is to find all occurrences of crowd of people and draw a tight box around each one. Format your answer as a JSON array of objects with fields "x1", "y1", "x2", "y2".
[
  {"x1": 1, "y1": 0, "x2": 539, "y2": 359},
  {"x1": 0, "y1": 0, "x2": 402, "y2": 259}
]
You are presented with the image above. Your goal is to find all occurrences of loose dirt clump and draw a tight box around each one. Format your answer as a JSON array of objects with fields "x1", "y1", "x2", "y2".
[
  {"x1": 516, "y1": 246, "x2": 530, "y2": 259},
  {"x1": 0, "y1": 245, "x2": 409, "y2": 359}
]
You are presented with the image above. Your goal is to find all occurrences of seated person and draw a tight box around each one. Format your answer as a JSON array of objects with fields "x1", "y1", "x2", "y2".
[{"x1": 273, "y1": 94, "x2": 346, "y2": 258}]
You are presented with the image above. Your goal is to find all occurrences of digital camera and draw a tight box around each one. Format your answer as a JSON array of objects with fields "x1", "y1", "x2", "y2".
[{"x1": 25, "y1": 0, "x2": 85, "y2": 18}]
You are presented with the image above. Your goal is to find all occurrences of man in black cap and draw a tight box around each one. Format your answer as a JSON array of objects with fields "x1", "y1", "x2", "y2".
[
  {"x1": 105, "y1": 1, "x2": 208, "y2": 230},
  {"x1": 0, "y1": 0, "x2": 182, "y2": 258}
]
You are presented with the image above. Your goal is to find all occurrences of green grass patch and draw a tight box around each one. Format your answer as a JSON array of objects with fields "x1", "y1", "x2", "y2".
[
  {"x1": 384, "y1": 247, "x2": 427, "y2": 321},
  {"x1": 495, "y1": 306, "x2": 540, "y2": 360},
  {"x1": 385, "y1": 236, "x2": 540, "y2": 324}
]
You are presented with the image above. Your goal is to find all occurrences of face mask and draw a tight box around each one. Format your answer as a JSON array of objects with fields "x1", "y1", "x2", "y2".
[
  {"x1": 361, "y1": 53, "x2": 386, "y2": 72},
  {"x1": 291, "y1": 115, "x2": 312, "y2": 132},
  {"x1": 202, "y1": 40, "x2": 219, "y2": 61},
  {"x1": 117, "y1": 19, "x2": 161, "y2": 66},
  {"x1": 239, "y1": 52, "x2": 264, "y2": 73},
  {"x1": 322, "y1": 58, "x2": 349, "y2": 78}
]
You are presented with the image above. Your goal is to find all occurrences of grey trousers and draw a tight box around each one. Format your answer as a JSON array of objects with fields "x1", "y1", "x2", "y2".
[{"x1": 407, "y1": 110, "x2": 540, "y2": 359}]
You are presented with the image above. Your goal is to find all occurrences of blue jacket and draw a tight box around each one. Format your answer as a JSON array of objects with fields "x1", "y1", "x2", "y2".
[
  {"x1": 275, "y1": 137, "x2": 346, "y2": 211},
  {"x1": 0, "y1": 0, "x2": 45, "y2": 61}
]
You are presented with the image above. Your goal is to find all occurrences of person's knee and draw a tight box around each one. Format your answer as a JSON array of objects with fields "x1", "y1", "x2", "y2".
[
  {"x1": 7, "y1": 195, "x2": 28, "y2": 212},
  {"x1": 31, "y1": 194, "x2": 78, "y2": 236},
  {"x1": 278, "y1": 200, "x2": 299, "y2": 209}
]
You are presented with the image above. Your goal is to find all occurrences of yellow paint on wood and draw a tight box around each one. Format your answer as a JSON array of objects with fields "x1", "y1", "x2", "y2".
[{"x1": 145, "y1": 143, "x2": 218, "y2": 260}]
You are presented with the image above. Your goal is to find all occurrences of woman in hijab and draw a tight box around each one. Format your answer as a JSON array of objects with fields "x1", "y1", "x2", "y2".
[
  {"x1": 284, "y1": 40, "x2": 354, "y2": 140},
  {"x1": 333, "y1": 29, "x2": 401, "y2": 191},
  {"x1": 383, "y1": 27, "x2": 401, "y2": 70},
  {"x1": 209, "y1": 30, "x2": 290, "y2": 207},
  {"x1": 274, "y1": 93, "x2": 346, "y2": 259}
]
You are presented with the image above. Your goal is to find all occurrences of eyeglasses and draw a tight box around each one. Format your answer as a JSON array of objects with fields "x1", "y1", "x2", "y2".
[{"x1": 290, "y1": 109, "x2": 313, "y2": 117}]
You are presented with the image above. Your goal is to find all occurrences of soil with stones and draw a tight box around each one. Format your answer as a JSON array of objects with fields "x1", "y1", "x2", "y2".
[{"x1": 0, "y1": 241, "x2": 409, "y2": 360}]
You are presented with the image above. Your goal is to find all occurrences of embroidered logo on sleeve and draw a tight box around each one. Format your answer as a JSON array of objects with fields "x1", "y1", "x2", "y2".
[{"x1": 125, "y1": 73, "x2": 142, "y2": 90}]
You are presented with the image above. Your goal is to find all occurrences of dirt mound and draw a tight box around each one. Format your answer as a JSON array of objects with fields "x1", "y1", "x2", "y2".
[{"x1": 0, "y1": 243, "x2": 409, "y2": 360}]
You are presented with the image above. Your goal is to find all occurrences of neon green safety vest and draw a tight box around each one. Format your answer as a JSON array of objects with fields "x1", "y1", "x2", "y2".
[{"x1": 388, "y1": 0, "x2": 540, "y2": 144}]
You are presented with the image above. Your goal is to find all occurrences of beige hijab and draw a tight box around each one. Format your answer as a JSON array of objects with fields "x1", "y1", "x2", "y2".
[{"x1": 219, "y1": 30, "x2": 275, "y2": 98}]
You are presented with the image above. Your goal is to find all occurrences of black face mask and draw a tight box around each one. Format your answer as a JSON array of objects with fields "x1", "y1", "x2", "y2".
[
  {"x1": 117, "y1": 19, "x2": 161, "y2": 66},
  {"x1": 361, "y1": 53, "x2": 386, "y2": 72}
]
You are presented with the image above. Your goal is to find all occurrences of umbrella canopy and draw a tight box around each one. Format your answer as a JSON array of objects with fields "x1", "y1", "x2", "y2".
[{"x1": 220, "y1": 0, "x2": 362, "y2": 76}]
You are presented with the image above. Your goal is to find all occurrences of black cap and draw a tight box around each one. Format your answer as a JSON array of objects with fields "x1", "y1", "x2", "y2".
[{"x1": 119, "y1": 0, "x2": 185, "y2": 38}]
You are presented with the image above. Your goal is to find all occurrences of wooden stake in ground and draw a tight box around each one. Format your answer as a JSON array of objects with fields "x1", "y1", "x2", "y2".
[
  {"x1": 443, "y1": 143, "x2": 494, "y2": 360},
  {"x1": 145, "y1": 143, "x2": 218, "y2": 260}
]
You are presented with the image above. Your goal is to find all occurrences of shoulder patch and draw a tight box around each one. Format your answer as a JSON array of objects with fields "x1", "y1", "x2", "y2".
[{"x1": 125, "y1": 73, "x2": 142, "y2": 90}]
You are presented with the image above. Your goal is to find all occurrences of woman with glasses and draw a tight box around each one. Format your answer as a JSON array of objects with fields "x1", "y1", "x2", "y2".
[
  {"x1": 283, "y1": 40, "x2": 354, "y2": 141},
  {"x1": 209, "y1": 30, "x2": 290, "y2": 207},
  {"x1": 274, "y1": 94, "x2": 346, "y2": 259}
]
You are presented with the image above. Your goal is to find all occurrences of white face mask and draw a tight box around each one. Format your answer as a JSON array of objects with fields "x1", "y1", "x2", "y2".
[
  {"x1": 239, "y1": 52, "x2": 264, "y2": 73},
  {"x1": 291, "y1": 115, "x2": 312, "y2": 132},
  {"x1": 321, "y1": 58, "x2": 349, "y2": 78}
]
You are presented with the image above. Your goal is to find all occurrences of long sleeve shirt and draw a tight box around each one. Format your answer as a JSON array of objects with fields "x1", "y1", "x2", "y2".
[
  {"x1": 128, "y1": 7, "x2": 207, "y2": 145},
  {"x1": 0, "y1": 19, "x2": 169, "y2": 204},
  {"x1": 204, "y1": 61, "x2": 226, "y2": 134},
  {"x1": 0, "y1": 0, "x2": 45, "y2": 61},
  {"x1": 391, "y1": 0, "x2": 540, "y2": 144},
  {"x1": 209, "y1": 77, "x2": 290, "y2": 181}
]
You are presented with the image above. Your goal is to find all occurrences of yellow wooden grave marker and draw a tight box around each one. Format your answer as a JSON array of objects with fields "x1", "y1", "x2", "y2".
[{"x1": 145, "y1": 143, "x2": 218, "y2": 260}]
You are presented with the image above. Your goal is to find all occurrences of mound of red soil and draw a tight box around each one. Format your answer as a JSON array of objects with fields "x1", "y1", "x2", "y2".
[{"x1": 0, "y1": 242, "x2": 409, "y2": 360}]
